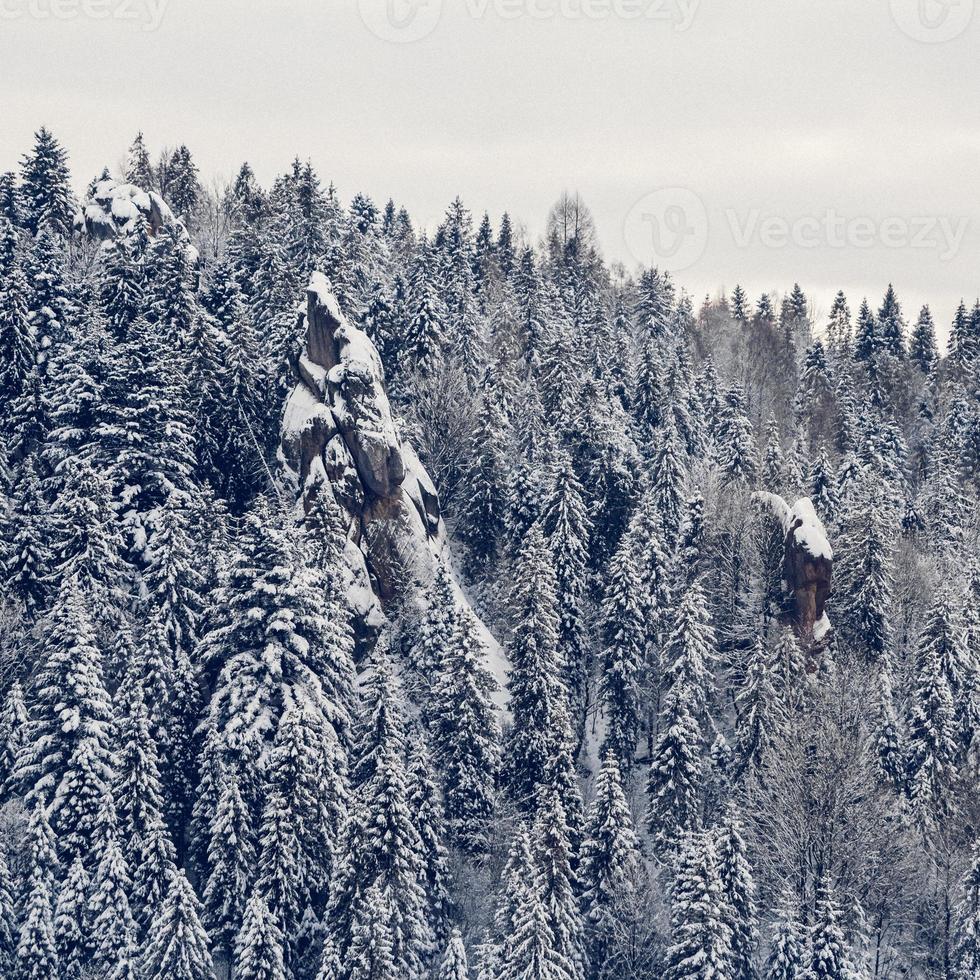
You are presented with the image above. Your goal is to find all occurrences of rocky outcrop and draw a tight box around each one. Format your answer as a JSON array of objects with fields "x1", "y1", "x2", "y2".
[
  {"x1": 754, "y1": 493, "x2": 834, "y2": 644},
  {"x1": 74, "y1": 178, "x2": 199, "y2": 262},
  {"x1": 281, "y1": 275, "x2": 491, "y2": 661}
]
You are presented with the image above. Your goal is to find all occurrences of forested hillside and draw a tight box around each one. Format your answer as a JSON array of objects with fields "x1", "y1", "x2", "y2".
[{"x1": 1, "y1": 127, "x2": 980, "y2": 979}]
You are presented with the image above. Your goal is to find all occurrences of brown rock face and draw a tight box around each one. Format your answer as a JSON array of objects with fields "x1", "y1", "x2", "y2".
[
  {"x1": 754, "y1": 493, "x2": 834, "y2": 646},
  {"x1": 783, "y1": 518, "x2": 833, "y2": 641}
]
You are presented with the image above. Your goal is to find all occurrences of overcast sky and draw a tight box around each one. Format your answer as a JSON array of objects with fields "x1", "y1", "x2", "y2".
[{"x1": 2, "y1": 0, "x2": 977, "y2": 332}]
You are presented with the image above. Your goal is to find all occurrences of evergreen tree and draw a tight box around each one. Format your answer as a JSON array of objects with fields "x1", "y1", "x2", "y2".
[
  {"x1": 498, "y1": 860, "x2": 565, "y2": 980},
  {"x1": 716, "y1": 807, "x2": 758, "y2": 980},
  {"x1": 853, "y1": 298, "x2": 878, "y2": 364},
  {"x1": 404, "y1": 238, "x2": 445, "y2": 375},
  {"x1": 909, "y1": 305, "x2": 938, "y2": 373},
  {"x1": 646, "y1": 582, "x2": 714, "y2": 850},
  {"x1": 0, "y1": 842, "x2": 16, "y2": 976},
  {"x1": 580, "y1": 752, "x2": 643, "y2": 969},
  {"x1": 439, "y1": 928, "x2": 470, "y2": 980},
  {"x1": 807, "y1": 879, "x2": 858, "y2": 980},
  {"x1": 541, "y1": 449, "x2": 592, "y2": 723},
  {"x1": 200, "y1": 499, "x2": 354, "y2": 790},
  {"x1": 166, "y1": 145, "x2": 200, "y2": 224},
  {"x1": 126, "y1": 132, "x2": 155, "y2": 187},
  {"x1": 663, "y1": 830, "x2": 733, "y2": 980},
  {"x1": 906, "y1": 593, "x2": 965, "y2": 812},
  {"x1": 718, "y1": 383, "x2": 758, "y2": 487},
  {"x1": 17, "y1": 806, "x2": 60, "y2": 980},
  {"x1": 0, "y1": 255, "x2": 36, "y2": 422},
  {"x1": 257, "y1": 704, "x2": 340, "y2": 945},
  {"x1": 0, "y1": 678, "x2": 30, "y2": 793},
  {"x1": 20, "y1": 127, "x2": 75, "y2": 235},
  {"x1": 765, "y1": 888, "x2": 804, "y2": 980},
  {"x1": 955, "y1": 841, "x2": 980, "y2": 979},
  {"x1": 532, "y1": 783, "x2": 586, "y2": 979},
  {"x1": 735, "y1": 638, "x2": 781, "y2": 776},
  {"x1": 430, "y1": 607, "x2": 499, "y2": 853},
  {"x1": 877, "y1": 284, "x2": 905, "y2": 359},
  {"x1": 141, "y1": 870, "x2": 216, "y2": 980},
  {"x1": 651, "y1": 417, "x2": 687, "y2": 547},
  {"x1": 730, "y1": 285, "x2": 750, "y2": 324},
  {"x1": 234, "y1": 892, "x2": 287, "y2": 980},
  {"x1": 504, "y1": 523, "x2": 567, "y2": 809},
  {"x1": 327, "y1": 656, "x2": 433, "y2": 976},
  {"x1": 15, "y1": 579, "x2": 114, "y2": 863},
  {"x1": 345, "y1": 884, "x2": 397, "y2": 980},
  {"x1": 202, "y1": 760, "x2": 256, "y2": 960},
  {"x1": 407, "y1": 739, "x2": 451, "y2": 943},
  {"x1": 599, "y1": 538, "x2": 645, "y2": 775},
  {"x1": 89, "y1": 815, "x2": 137, "y2": 972}
]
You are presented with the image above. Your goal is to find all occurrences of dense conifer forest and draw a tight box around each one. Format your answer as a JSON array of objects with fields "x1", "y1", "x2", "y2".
[{"x1": 1, "y1": 127, "x2": 980, "y2": 979}]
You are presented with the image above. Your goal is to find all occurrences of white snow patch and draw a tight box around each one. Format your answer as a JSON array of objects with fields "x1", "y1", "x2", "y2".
[
  {"x1": 282, "y1": 383, "x2": 332, "y2": 441},
  {"x1": 752, "y1": 492, "x2": 833, "y2": 561}
]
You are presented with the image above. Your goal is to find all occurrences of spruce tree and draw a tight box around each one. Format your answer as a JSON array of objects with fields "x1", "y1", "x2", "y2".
[
  {"x1": 906, "y1": 594, "x2": 963, "y2": 813},
  {"x1": 599, "y1": 538, "x2": 645, "y2": 775},
  {"x1": 200, "y1": 499, "x2": 354, "y2": 792},
  {"x1": 580, "y1": 752, "x2": 643, "y2": 969},
  {"x1": 651, "y1": 417, "x2": 687, "y2": 547},
  {"x1": 126, "y1": 132, "x2": 154, "y2": 187},
  {"x1": 203, "y1": 760, "x2": 256, "y2": 961},
  {"x1": 541, "y1": 449, "x2": 592, "y2": 723},
  {"x1": 646, "y1": 581, "x2": 714, "y2": 851},
  {"x1": 345, "y1": 884, "x2": 397, "y2": 980},
  {"x1": 718, "y1": 383, "x2": 758, "y2": 487},
  {"x1": 663, "y1": 830, "x2": 733, "y2": 980},
  {"x1": 89, "y1": 813, "x2": 137, "y2": 973},
  {"x1": 407, "y1": 739, "x2": 451, "y2": 943},
  {"x1": 807, "y1": 879, "x2": 858, "y2": 980},
  {"x1": 257, "y1": 705, "x2": 340, "y2": 945},
  {"x1": 0, "y1": 677, "x2": 30, "y2": 792},
  {"x1": 0, "y1": 842, "x2": 16, "y2": 976},
  {"x1": 532, "y1": 784, "x2": 587, "y2": 980},
  {"x1": 15, "y1": 579, "x2": 114, "y2": 863},
  {"x1": 909, "y1": 305, "x2": 938, "y2": 373},
  {"x1": 765, "y1": 888, "x2": 804, "y2": 980},
  {"x1": 327, "y1": 655, "x2": 433, "y2": 976},
  {"x1": 955, "y1": 842, "x2": 980, "y2": 979},
  {"x1": 17, "y1": 806, "x2": 60, "y2": 980},
  {"x1": 439, "y1": 928, "x2": 471, "y2": 980},
  {"x1": 716, "y1": 807, "x2": 758, "y2": 980},
  {"x1": 234, "y1": 892, "x2": 287, "y2": 980},
  {"x1": 498, "y1": 866, "x2": 563, "y2": 980},
  {"x1": 19, "y1": 127, "x2": 75, "y2": 235},
  {"x1": 430, "y1": 608, "x2": 499, "y2": 853},
  {"x1": 0, "y1": 254, "x2": 36, "y2": 422},
  {"x1": 504, "y1": 522, "x2": 566, "y2": 810},
  {"x1": 141, "y1": 870, "x2": 216, "y2": 980}
]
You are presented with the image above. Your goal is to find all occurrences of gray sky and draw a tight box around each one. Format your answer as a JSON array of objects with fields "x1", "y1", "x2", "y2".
[{"x1": 2, "y1": 0, "x2": 978, "y2": 333}]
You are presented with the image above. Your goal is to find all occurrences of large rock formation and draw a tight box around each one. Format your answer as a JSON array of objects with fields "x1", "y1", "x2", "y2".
[
  {"x1": 754, "y1": 493, "x2": 834, "y2": 644},
  {"x1": 281, "y1": 274, "x2": 494, "y2": 667},
  {"x1": 74, "y1": 177, "x2": 199, "y2": 263}
]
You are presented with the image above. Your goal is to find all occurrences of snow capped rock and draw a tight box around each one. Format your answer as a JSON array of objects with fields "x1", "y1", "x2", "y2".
[
  {"x1": 282, "y1": 275, "x2": 499, "y2": 664},
  {"x1": 753, "y1": 491, "x2": 834, "y2": 646},
  {"x1": 73, "y1": 177, "x2": 199, "y2": 263}
]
